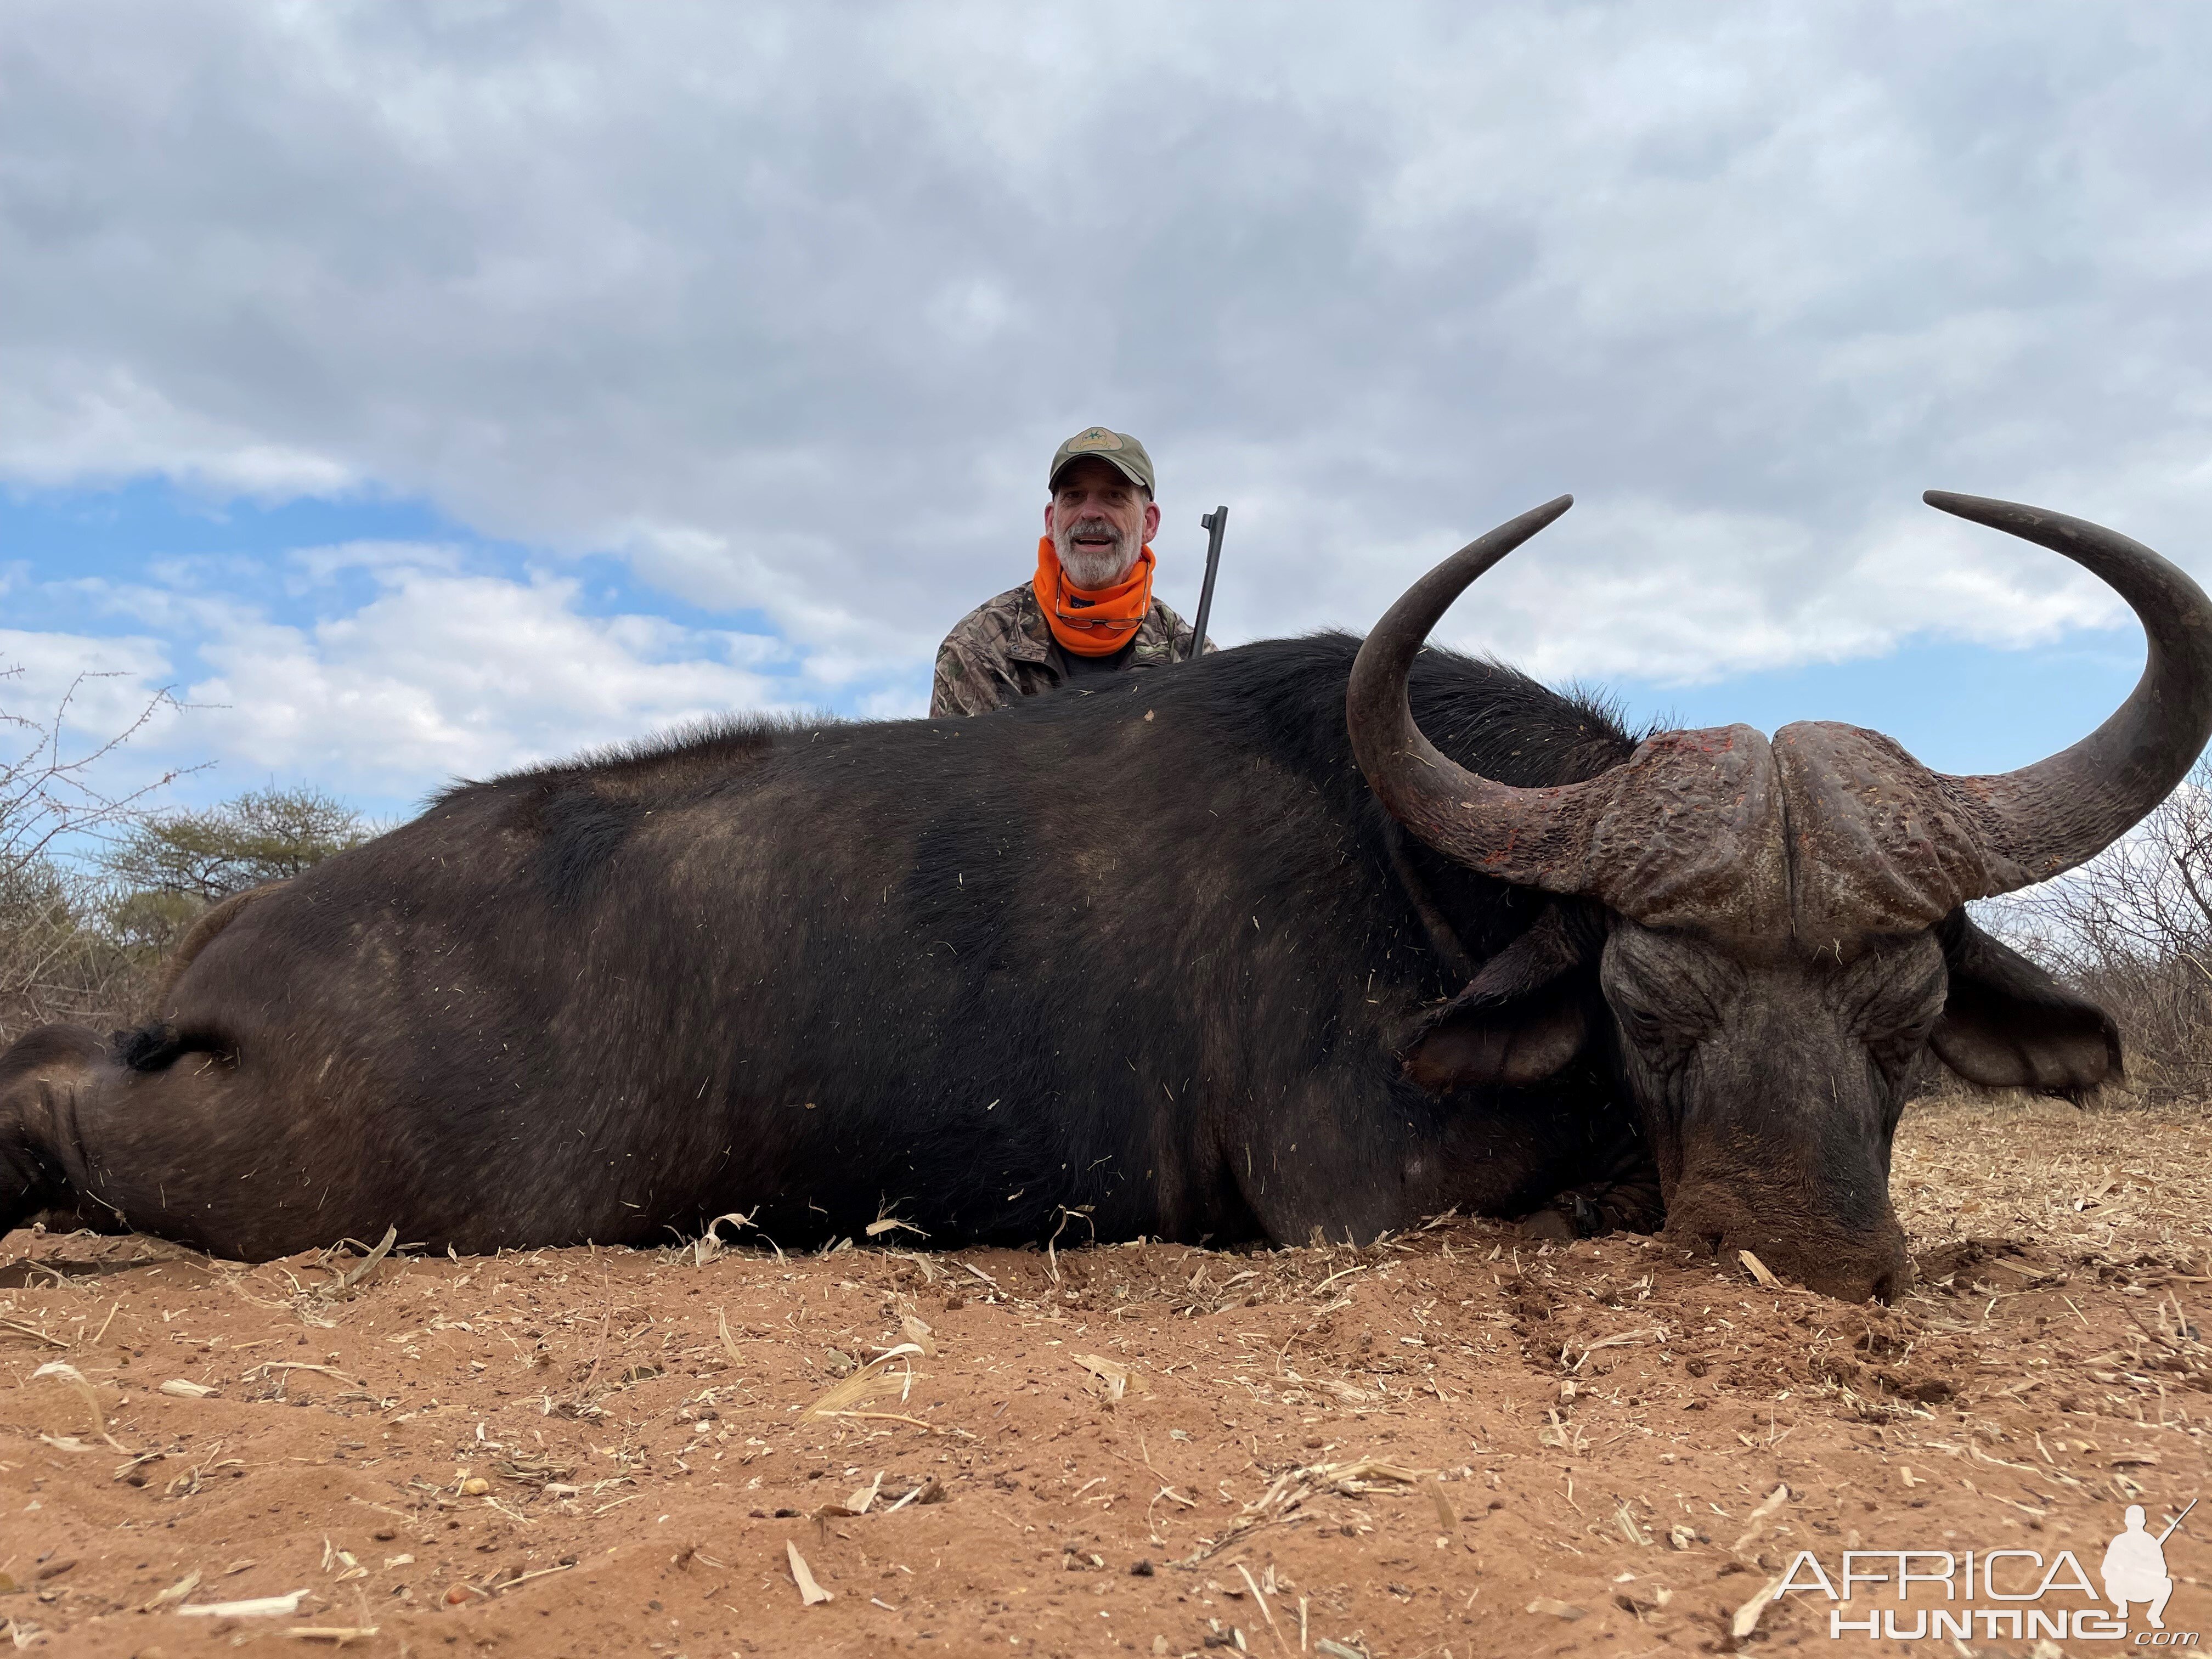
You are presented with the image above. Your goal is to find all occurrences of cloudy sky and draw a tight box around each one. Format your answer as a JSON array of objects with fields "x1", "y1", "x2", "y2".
[{"x1": 4, "y1": 2, "x2": 2209, "y2": 819}]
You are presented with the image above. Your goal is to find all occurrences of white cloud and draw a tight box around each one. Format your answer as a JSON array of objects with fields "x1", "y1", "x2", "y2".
[
  {"x1": 0, "y1": 360, "x2": 356, "y2": 499},
  {"x1": 0, "y1": 627, "x2": 178, "y2": 741},
  {"x1": 2, "y1": 0, "x2": 2209, "y2": 700},
  {"x1": 1215, "y1": 487, "x2": 2127, "y2": 690},
  {"x1": 25, "y1": 541, "x2": 797, "y2": 802}
]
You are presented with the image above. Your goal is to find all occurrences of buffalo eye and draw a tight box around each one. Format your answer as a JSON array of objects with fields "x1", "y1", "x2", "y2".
[
  {"x1": 1838, "y1": 941, "x2": 1948, "y2": 1053},
  {"x1": 1610, "y1": 1000, "x2": 1671, "y2": 1045}
]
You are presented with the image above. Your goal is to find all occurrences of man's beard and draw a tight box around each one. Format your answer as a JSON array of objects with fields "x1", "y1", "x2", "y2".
[{"x1": 1053, "y1": 515, "x2": 1142, "y2": 589}]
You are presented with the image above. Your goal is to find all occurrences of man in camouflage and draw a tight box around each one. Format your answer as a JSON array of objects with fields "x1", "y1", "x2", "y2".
[{"x1": 930, "y1": 427, "x2": 1215, "y2": 718}]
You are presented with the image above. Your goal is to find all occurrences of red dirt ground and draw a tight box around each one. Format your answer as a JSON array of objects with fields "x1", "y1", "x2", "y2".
[{"x1": 0, "y1": 1094, "x2": 2205, "y2": 1658}]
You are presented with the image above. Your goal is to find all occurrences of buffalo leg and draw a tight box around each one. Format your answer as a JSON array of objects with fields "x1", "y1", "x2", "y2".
[
  {"x1": 1519, "y1": 1119, "x2": 1664, "y2": 1239},
  {"x1": 1229, "y1": 1074, "x2": 1632, "y2": 1245}
]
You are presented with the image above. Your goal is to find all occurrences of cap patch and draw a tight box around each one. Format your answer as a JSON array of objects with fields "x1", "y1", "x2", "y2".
[{"x1": 1068, "y1": 427, "x2": 1123, "y2": 452}]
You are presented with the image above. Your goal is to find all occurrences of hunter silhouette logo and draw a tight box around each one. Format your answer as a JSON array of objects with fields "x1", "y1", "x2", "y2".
[
  {"x1": 2104, "y1": 1502, "x2": 2191, "y2": 1630},
  {"x1": 1780, "y1": 1498, "x2": 2199, "y2": 1642}
]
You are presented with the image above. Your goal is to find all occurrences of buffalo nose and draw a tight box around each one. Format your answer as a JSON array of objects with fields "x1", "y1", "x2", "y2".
[
  {"x1": 1735, "y1": 1236, "x2": 1909, "y2": 1304},
  {"x1": 1664, "y1": 1195, "x2": 1909, "y2": 1304}
]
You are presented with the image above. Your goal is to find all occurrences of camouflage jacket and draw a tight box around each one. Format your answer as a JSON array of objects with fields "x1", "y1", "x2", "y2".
[{"x1": 930, "y1": 583, "x2": 1215, "y2": 717}]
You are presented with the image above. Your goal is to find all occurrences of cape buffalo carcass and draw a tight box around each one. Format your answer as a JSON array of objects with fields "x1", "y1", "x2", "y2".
[{"x1": 0, "y1": 493, "x2": 2204, "y2": 1301}]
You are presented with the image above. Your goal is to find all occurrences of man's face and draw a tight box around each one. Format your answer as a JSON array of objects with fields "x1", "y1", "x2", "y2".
[{"x1": 1045, "y1": 458, "x2": 1161, "y2": 589}]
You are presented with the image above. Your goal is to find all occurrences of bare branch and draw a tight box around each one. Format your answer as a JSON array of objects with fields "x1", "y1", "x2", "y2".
[
  {"x1": 1983, "y1": 752, "x2": 2212, "y2": 1103},
  {"x1": 0, "y1": 665, "x2": 199, "y2": 1041}
]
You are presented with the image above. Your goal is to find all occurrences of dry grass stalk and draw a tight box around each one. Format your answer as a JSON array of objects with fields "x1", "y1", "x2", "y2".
[
  {"x1": 1194, "y1": 1456, "x2": 1429, "y2": 1560},
  {"x1": 881, "y1": 1477, "x2": 945, "y2": 1513},
  {"x1": 1572, "y1": 1325, "x2": 1665, "y2": 1370},
  {"x1": 282, "y1": 1628, "x2": 380, "y2": 1645},
  {"x1": 798, "y1": 1341, "x2": 923, "y2": 1419},
  {"x1": 884, "y1": 1248, "x2": 940, "y2": 1284},
  {"x1": 1424, "y1": 1479, "x2": 1457, "y2": 1534},
  {"x1": 1730, "y1": 1571, "x2": 1787, "y2": 1638},
  {"x1": 490, "y1": 1454, "x2": 575, "y2": 1487},
  {"x1": 140, "y1": 1571, "x2": 200, "y2": 1611},
  {"x1": 176, "y1": 1588, "x2": 311, "y2": 1618},
  {"x1": 1893, "y1": 1094, "x2": 2212, "y2": 1283},
  {"x1": 31, "y1": 1361, "x2": 127, "y2": 1451},
  {"x1": 1615, "y1": 1502, "x2": 1650, "y2": 1547},
  {"x1": 316, "y1": 1226, "x2": 397, "y2": 1300},
  {"x1": 1045, "y1": 1204, "x2": 1095, "y2": 1280},
  {"x1": 692, "y1": 1210, "x2": 765, "y2": 1265},
  {"x1": 1235, "y1": 1563, "x2": 1289, "y2": 1654},
  {"x1": 1072, "y1": 1352, "x2": 1145, "y2": 1400},
  {"x1": 477, "y1": 1562, "x2": 573, "y2": 1596},
  {"x1": 1737, "y1": 1249, "x2": 1784, "y2": 1290},
  {"x1": 1728, "y1": 1483, "x2": 1790, "y2": 1556},
  {"x1": 828, "y1": 1409, "x2": 944, "y2": 1434}
]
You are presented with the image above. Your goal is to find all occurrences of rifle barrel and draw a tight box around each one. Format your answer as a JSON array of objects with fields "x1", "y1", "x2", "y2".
[
  {"x1": 2157, "y1": 1497, "x2": 2196, "y2": 1543},
  {"x1": 1187, "y1": 506, "x2": 1228, "y2": 664}
]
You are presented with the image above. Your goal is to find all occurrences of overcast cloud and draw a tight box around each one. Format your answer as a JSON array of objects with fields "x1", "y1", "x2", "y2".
[{"x1": 4, "y1": 2, "x2": 2211, "y2": 801}]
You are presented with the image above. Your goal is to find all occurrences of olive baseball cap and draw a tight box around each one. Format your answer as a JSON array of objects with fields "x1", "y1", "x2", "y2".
[{"x1": 1049, "y1": 426, "x2": 1155, "y2": 494}]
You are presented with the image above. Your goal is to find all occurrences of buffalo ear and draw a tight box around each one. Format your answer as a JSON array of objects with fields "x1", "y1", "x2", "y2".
[
  {"x1": 1929, "y1": 909, "x2": 2120, "y2": 1099},
  {"x1": 1403, "y1": 905, "x2": 1597, "y2": 1090}
]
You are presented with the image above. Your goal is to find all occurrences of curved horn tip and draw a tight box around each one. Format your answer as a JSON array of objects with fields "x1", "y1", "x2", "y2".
[
  {"x1": 1472, "y1": 493, "x2": 1573, "y2": 548},
  {"x1": 1922, "y1": 489, "x2": 2033, "y2": 531}
]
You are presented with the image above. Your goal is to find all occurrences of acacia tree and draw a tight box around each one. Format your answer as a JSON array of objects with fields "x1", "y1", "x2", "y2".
[{"x1": 101, "y1": 787, "x2": 375, "y2": 952}]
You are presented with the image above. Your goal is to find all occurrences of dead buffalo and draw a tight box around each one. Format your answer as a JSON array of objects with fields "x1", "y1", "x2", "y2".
[{"x1": 0, "y1": 492, "x2": 2203, "y2": 1300}]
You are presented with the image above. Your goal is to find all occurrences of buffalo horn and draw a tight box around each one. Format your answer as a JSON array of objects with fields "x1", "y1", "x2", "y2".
[
  {"x1": 1345, "y1": 494, "x2": 1607, "y2": 891},
  {"x1": 1922, "y1": 491, "x2": 2212, "y2": 891}
]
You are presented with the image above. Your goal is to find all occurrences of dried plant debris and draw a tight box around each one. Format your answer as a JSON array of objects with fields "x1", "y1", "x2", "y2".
[
  {"x1": 0, "y1": 1092, "x2": 2199, "y2": 1654},
  {"x1": 786, "y1": 1541, "x2": 833, "y2": 1606}
]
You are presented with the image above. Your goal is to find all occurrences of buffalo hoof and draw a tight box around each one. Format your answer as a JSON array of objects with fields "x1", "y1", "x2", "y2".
[
  {"x1": 1519, "y1": 1209, "x2": 1578, "y2": 1242},
  {"x1": 1519, "y1": 1188, "x2": 1612, "y2": 1241}
]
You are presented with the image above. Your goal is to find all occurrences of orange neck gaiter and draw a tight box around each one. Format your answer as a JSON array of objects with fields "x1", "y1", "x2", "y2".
[{"x1": 1034, "y1": 535, "x2": 1155, "y2": 657}]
